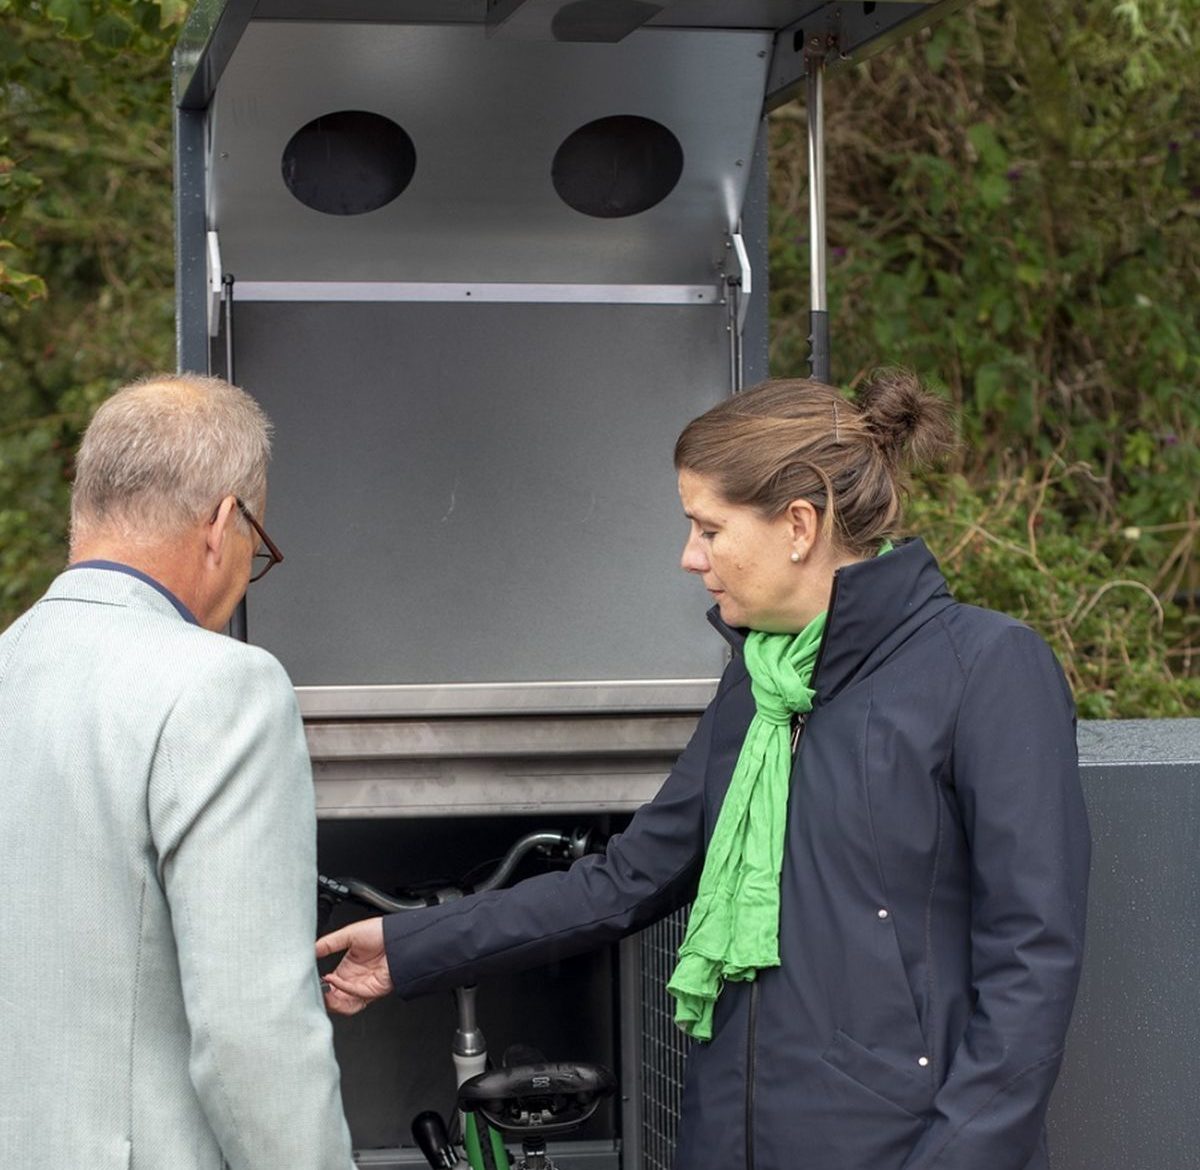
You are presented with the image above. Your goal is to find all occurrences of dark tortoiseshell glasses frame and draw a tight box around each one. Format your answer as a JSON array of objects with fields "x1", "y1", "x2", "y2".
[{"x1": 236, "y1": 497, "x2": 284, "y2": 582}]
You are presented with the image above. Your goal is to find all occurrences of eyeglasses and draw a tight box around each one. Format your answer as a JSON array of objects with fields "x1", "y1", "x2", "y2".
[{"x1": 236, "y1": 498, "x2": 284, "y2": 582}]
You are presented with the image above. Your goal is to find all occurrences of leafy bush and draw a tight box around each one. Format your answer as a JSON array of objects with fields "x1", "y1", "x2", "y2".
[
  {"x1": 0, "y1": 0, "x2": 181, "y2": 624},
  {"x1": 769, "y1": 0, "x2": 1199, "y2": 714}
]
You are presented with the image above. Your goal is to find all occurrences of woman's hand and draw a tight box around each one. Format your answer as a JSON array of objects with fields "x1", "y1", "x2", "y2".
[{"x1": 316, "y1": 917, "x2": 394, "y2": 1015}]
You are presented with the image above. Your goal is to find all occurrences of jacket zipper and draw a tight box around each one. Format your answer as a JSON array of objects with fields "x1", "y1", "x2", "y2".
[
  {"x1": 746, "y1": 979, "x2": 758, "y2": 1170},
  {"x1": 790, "y1": 712, "x2": 806, "y2": 755},
  {"x1": 808, "y1": 572, "x2": 840, "y2": 698},
  {"x1": 745, "y1": 714, "x2": 804, "y2": 1169}
]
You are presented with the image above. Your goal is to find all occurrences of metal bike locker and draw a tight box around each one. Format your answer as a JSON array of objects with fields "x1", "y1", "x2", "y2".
[{"x1": 173, "y1": 4, "x2": 967, "y2": 1167}]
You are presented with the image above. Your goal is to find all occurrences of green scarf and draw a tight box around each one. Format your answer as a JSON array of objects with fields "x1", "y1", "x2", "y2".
[
  {"x1": 667, "y1": 542, "x2": 895, "y2": 1040},
  {"x1": 666, "y1": 611, "x2": 826, "y2": 1041}
]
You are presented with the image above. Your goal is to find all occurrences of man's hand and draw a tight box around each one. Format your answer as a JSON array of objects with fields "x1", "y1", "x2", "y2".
[{"x1": 316, "y1": 917, "x2": 394, "y2": 1015}]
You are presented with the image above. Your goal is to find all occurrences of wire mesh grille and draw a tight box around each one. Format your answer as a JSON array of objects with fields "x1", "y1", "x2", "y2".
[{"x1": 639, "y1": 907, "x2": 692, "y2": 1170}]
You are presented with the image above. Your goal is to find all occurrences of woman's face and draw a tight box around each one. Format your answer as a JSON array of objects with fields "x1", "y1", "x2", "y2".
[{"x1": 677, "y1": 468, "x2": 812, "y2": 633}]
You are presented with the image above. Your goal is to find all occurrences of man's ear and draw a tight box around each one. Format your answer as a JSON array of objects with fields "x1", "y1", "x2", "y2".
[
  {"x1": 206, "y1": 494, "x2": 239, "y2": 563},
  {"x1": 786, "y1": 497, "x2": 821, "y2": 560}
]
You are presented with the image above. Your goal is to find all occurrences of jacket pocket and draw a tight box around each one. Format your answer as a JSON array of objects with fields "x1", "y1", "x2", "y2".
[{"x1": 821, "y1": 1029, "x2": 935, "y2": 1118}]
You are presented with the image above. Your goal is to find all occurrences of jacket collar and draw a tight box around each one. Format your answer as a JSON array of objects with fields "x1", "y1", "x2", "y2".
[
  {"x1": 43, "y1": 565, "x2": 198, "y2": 626},
  {"x1": 706, "y1": 537, "x2": 953, "y2": 704}
]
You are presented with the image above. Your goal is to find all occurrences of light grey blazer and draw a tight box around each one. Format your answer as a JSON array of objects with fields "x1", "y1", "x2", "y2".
[{"x1": 0, "y1": 568, "x2": 355, "y2": 1170}]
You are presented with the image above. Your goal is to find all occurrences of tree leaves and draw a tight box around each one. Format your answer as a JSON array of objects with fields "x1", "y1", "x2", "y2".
[
  {"x1": 0, "y1": 0, "x2": 178, "y2": 623},
  {"x1": 768, "y1": 0, "x2": 1199, "y2": 712}
]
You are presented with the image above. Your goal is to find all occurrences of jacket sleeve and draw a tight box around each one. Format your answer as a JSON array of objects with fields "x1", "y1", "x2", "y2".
[
  {"x1": 384, "y1": 689, "x2": 721, "y2": 998},
  {"x1": 149, "y1": 648, "x2": 356, "y2": 1170},
  {"x1": 900, "y1": 624, "x2": 1091, "y2": 1170}
]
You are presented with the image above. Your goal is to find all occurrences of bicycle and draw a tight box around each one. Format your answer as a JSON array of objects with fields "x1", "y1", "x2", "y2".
[{"x1": 318, "y1": 828, "x2": 617, "y2": 1170}]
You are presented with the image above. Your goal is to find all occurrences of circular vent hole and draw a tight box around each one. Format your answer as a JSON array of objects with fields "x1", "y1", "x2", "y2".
[
  {"x1": 282, "y1": 110, "x2": 416, "y2": 216},
  {"x1": 552, "y1": 115, "x2": 683, "y2": 219}
]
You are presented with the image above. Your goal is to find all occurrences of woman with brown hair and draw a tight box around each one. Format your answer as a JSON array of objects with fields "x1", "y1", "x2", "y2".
[{"x1": 319, "y1": 371, "x2": 1091, "y2": 1170}]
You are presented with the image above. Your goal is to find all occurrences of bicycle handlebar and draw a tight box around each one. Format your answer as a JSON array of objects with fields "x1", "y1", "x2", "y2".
[{"x1": 318, "y1": 826, "x2": 595, "y2": 915}]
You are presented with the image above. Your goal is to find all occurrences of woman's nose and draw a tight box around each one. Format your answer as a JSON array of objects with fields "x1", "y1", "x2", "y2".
[{"x1": 681, "y1": 532, "x2": 708, "y2": 573}]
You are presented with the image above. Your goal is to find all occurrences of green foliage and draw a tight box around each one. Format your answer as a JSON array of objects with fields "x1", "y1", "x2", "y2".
[
  {"x1": 905, "y1": 468, "x2": 1200, "y2": 718},
  {"x1": 0, "y1": 0, "x2": 183, "y2": 626},
  {"x1": 769, "y1": 0, "x2": 1199, "y2": 715},
  {"x1": 1, "y1": 0, "x2": 1196, "y2": 714}
]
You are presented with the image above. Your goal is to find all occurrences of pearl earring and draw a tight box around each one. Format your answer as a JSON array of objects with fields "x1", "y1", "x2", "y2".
[{"x1": 790, "y1": 551, "x2": 802, "y2": 563}]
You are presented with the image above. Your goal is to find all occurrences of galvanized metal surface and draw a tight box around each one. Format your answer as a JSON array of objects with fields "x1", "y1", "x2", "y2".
[
  {"x1": 304, "y1": 688, "x2": 712, "y2": 820},
  {"x1": 207, "y1": 22, "x2": 771, "y2": 286},
  {"x1": 309, "y1": 716, "x2": 696, "y2": 761},
  {"x1": 313, "y1": 756, "x2": 679, "y2": 819},
  {"x1": 227, "y1": 282, "x2": 723, "y2": 304},
  {"x1": 304, "y1": 686, "x2": 709, "y2": 818},
  {"x1": 1047, "y1": 718, "x2": 1200, "y2": 1170},
  {"x1": 236, "y1": 301, "x2": 732, "y2": 690},
  {"x1": 298, "y1": 680, "x2": 720, "y2": 720},
  {"x1": 177, "y1": 1, "x2": 963, "y2": 62}
]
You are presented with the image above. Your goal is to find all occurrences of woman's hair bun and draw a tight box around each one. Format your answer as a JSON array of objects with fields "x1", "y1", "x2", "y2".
[{"x1": 856, "y1": 367, "x2": 957, "y2": 470}]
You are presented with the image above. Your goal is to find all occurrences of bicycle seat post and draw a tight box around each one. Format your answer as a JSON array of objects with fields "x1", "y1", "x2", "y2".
[
  {"x1": 452, "y1": 985, "x2": 487, "y2": 1087},
  {"x1": 519, "y1": 1135, "x2": 548, "y2": 1170}
]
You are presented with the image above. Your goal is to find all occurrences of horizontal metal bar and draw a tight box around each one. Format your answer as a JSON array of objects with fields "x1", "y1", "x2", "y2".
[
  {"x1": 232, "y1": 281, "x2": 723, "y2": 304},
  {"x1": 1076, "y1": 717, "x2": 1200, "y2": 766},
  {"x1": 306, "y1": 714, "x2": 698, "y2": 760},
  {"x1": 351, "y1": 1139, "x2": 619, "y2": 1167},
  {"x1": 314, "y1": 761, "x2": 668, "y2": 818},
  {"x1": 296, "y1": 679, "x2": 720, "y2": 719}
]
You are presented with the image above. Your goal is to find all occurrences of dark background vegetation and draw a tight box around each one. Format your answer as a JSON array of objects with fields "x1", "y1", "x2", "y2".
[{"x1": 2, "y1": 0, "x2": 1197, "y2": 715}]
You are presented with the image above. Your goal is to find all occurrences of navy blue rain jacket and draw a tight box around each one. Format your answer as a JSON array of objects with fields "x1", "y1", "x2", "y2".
[{"x1": 383, "y1": 538, "x2": 1091, "y2": 1170}]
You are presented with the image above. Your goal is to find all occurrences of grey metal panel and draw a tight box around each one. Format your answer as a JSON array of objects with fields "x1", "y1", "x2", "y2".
[
  {"x1": 648, "y1": 1, "x2": 824, "y2": 30},
  {"x1": 1047, "y1": 718, "x2": 1200, "y2": 1170},
  {"x1": 207, "y1": 22, "x2": 771, "y2": 284},
  {"x1": 313, "y1": 756, "x2": 673, "y2": 818},
  {"x1": 174, "y1": 104, "x2": 211, "y2": 373},
  {"x1": 307, "y1": 715, "x2": 697, "y2": 760},
  {"x1": 254, "y1": 0, "x2": 483, "y2": 21},
  {"x1": 485, "y1": 0, "x2": 661, "y2": 41},
  {"x1": 251, "y1": 0, "x2": 811, "y2": 26},
  {"x1": 235, "y1": 301, "x2": 730, "y2": 687},
  {"x1": 306, "y1": 706, "x2": 698, "y2": 817},
  {"x1": 296, "y1": 679, "x2": 719, "y2": 718}
]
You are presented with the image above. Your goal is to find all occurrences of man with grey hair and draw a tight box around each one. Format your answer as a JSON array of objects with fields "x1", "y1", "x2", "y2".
[{"x1": 0, "y1": 374, "x2": 356, "y2": 1169}]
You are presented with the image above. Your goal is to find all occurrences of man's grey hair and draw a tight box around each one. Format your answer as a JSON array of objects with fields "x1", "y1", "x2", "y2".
[{"x1": 70, "y1": 374, "x2": 272, "y2": 548}]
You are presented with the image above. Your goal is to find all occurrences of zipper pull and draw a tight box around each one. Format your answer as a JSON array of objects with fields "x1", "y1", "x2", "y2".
[{"x1": 791, "y1": 713, "x2": 806, "y2": 755}]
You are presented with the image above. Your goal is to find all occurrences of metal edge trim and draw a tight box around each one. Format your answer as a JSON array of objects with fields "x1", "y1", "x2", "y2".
[
  {"x1": 232, "y1": 282, "x2": 723, "y2": 304},
  {"x1": 296, "y1": 679, "x2": 721, "y2": 718}
]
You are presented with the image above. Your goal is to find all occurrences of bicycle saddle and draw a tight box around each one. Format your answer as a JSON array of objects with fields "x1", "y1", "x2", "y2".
[{"x1": 457, "y1": 1062, "x2": 616, "y2": 1136}]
